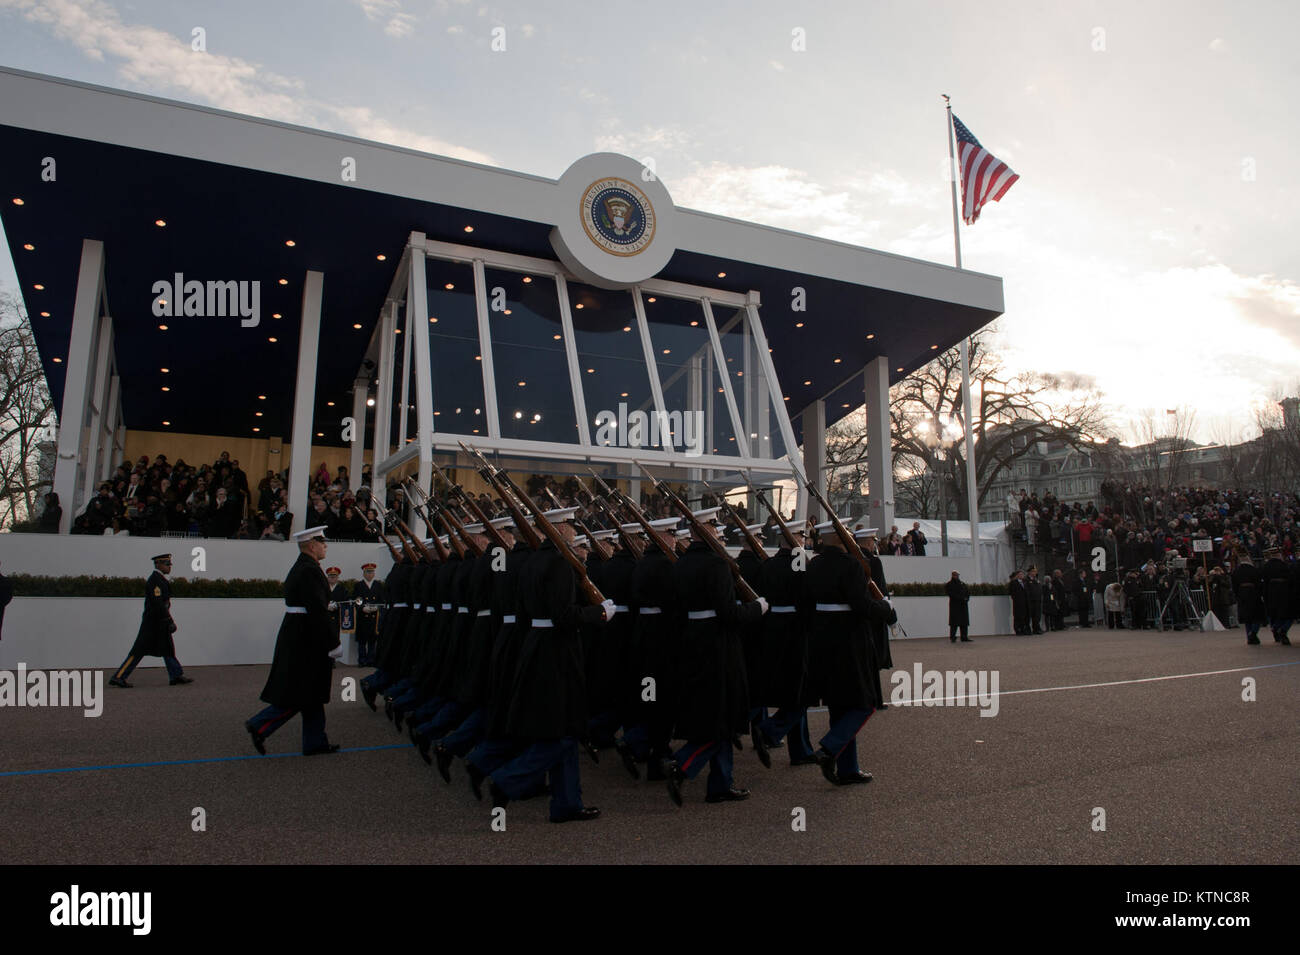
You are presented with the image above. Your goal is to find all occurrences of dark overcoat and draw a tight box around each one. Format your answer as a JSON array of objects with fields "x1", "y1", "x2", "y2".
[
  {"x1": 946, "y1": 577, "x2": 970, "y2": 626},
  {"x1": 1261, "y1": 558, "x2": 1291, "y2": 622},
  {"x1": 260, "y1": 552, "x2": 337, "y2": 708},
  {"x1": 1232, "y1": 563, "x2": 1265, "y2": 624},
  {"x1": 758, "y1": 546, "x2": 810, "y2": 706},
  {"x1": 130, "y1": 570, "x2": 177, "y2": 658},
  {"x1": 805, "y1": 547, "x2": 893, "y2": 709},
  {"x1": 485, "y1": 542, "x2": 532, "y2": 737}
]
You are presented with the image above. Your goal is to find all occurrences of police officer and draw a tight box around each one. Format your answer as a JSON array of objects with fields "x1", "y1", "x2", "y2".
[
  {"x1": 662, "y1": 508, "x2": 768, "y2": 806},
  {"x1": 109, "y1": 554, "x2": 191, "y2": 687},
  {"x1": 245, "y1": 526, "x2": 340, "y2": 755},
  {"x1": 353, "y1": 562, "x2": 385, "y2": 666},
  {"x1": 805, "y1": 519, "x2": 895, "y2": 786}
]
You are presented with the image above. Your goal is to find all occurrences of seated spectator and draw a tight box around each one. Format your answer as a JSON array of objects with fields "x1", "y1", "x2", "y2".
[
  {"x1": 306, "y1": 498, "x2": 337, "y2": 537},
  {"x1": 38, "y1": 492, "x2": 62, "y2": 532},
  {"x1": 333, "y1": 502, "x2": 367, "y2": 541}
]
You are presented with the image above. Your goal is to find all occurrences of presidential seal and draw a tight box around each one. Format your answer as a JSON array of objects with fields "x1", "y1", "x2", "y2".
[{"x1": 580, "y1": 178, "x2": 656, "y2": 257}]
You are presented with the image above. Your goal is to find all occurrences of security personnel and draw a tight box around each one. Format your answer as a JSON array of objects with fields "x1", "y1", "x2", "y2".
[
  {"x1": 489, "y1": 508, "x2": 613, "y2": 823},
  {"x1": 1026, "y1": 566, "x2": 1044, "y2": 635},
  {"x1": 353, "y1": 562, "x2": 385, "y2": 666},
  {"x1": 662, "y1": 508, "x2": 768, "y2": 806},
  {"x1": 109, "y1": 554, "x2": 191, "y2": 687},
  {"x1": 754, "y1": 524, "x2": 816, "y2": 765},
  {"x1": 1010, "y1": 571, "x2": 1029, "y2": 635},
  {"x1": 946, "y1": 570, "x2": 972, "y2": 642},
  {"x1": 325, "y1": 566, "x2": 348, "y2": 646},
  {"x1": 245, "y1": 526, "x2": 340, "y2": 755},
  {"x1": 1232, "y1": 557, "x2": 1265, "y2": 645},
  {"x1": 806, "y1": 519, "x2": 895, "y2": 786},
  {"x1": 1260, "y1": 549, "x2": 1293, "y2": 645}
]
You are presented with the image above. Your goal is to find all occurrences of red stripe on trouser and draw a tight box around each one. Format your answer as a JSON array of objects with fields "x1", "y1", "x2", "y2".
[
  {"x1": 260, "y1": 710, "x2": 297, "y2": 735},
  {"x1": 833, "y1": 708, "x2": 876, "y2": 758},
  {"x1": 679, "y1": 742, "x2": 712, "y2": 772}
]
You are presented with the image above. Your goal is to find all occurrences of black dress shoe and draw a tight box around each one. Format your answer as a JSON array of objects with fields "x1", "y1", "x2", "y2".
[
  {"x1": 362, "y1": 685, "x2": 378, "y2": 711},
  {"x1": 750, "y1": 722, "x2": 771, "y2": 770},
  {"x1": 434, "y1": 744, "x2": 454, "y2": 783},
  {"x1": 489, "y1": 781, "x2": 509, "y2": 812},
  {"x1": 813, "y1": 747, "x2": 839, "y2": 785},
  {"x1": 789, "y1": 755, "x2": 818, "y2": 766},
  {"x1": 1247, "y1": 638, "x2": 1261, "y2": 645},
  {"x1": 961, "y1": 638, "x2": 973, "y2": 642},
  {"x1": 705, "y1": 787, "x2": 751, "y2": 803},
  {"x1": 383, "y1": 698, "x2": 394, "y2": 721},
  {"x1": 246, "y1": 725, "x2": 266, "y2": 755},
  {"x1": 835, "y1": 770, "x2": 873, "y2": 785},
  {"x1": 550, "y1": 806, "x2": 601, "y2": 823},
  {"x1": 304, "y1": 743, "x2": 341, "y2": 756},
  {"x1": 663, "y1": 759, "x2": 685, "y2": 807},
  {"x1": 615, "y1": 739, "x2": 641, "y2": 780},
  {"x1": 580, "y1": 739, "x2": 600, "y2": 764},
  {"x1": 417, "y1": 734, "x2": 433, "y2": 765},
  {"x1": 467, "y1": 763, "x2": 486, "y2": 801},
  {"x1": 109, "y1": 678, "x2": 132, "y2": 688},
  {"x1": 169, "y1": 676, "x2": 193, "y2": 685}
]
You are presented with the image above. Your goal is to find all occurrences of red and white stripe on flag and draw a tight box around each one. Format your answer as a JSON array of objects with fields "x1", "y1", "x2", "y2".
[{"x1": 951, "y1": 113, "x2": 1018, "y2": 225}]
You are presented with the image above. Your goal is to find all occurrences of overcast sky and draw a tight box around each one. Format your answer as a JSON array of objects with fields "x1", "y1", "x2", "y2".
[{"x1": 2, "y1": 0, "x2": 1297, "y2": 444}]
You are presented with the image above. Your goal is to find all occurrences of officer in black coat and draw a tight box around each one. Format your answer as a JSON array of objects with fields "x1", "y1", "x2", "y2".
[
  {"x1": 353, "y1": 562, "x2": 385, "y2": 666},
  {"x1": 1260, "y1": 550, "x2": 1293, "y2": 645},
  {"x1": 1232, "y1": 558, "x2": 1265, "y2": 645},
  {"x1": 489, "y1": 509, "x2": 612, "y2": 823},
  {"x1": 325, "y1": 566, "x2": 349, "y2": 647},
  {"x1": 1010, "y1": 571, "x2": 1028, "y2": 635},
  {"x1": 734, "y1": 525, "x2": 769, "y2": 750},
  {"x1": 245, "y1": 527, "x2": 340, "y2": 755},
  {"x1": 109, "y1": 554, "x2": 191, "y2": 687},
  {"x1": 663, "y1": 508, "x2": 767, "y2": 806},
  {"x1": 754, "y1": 525, "x2": 817, "y2": 765},
  {"x1": 1026, "y1": 567, "x2": 1044, "y2": 634},
  {"x1": 1074, "y1": 569, "x2": 1093, "y2": 628},
  {"x1": 946, "y1": 571, "x2": 971, "y2": 641},
  {"x1": 361, "y1": 552, "x2": 412, "y2": 706},
  {"x1": 859, "y1": 530, "x2": 894, "y2": 669},
  {"x1": 0, "y1": 560, "x2": 11, "y2": 640},
  {"x1": 585, "y1": 528, "x2": 633, "y2": 749},
  {"x1": 805, "y1": 519, "x2": 895, "y2": 785}
]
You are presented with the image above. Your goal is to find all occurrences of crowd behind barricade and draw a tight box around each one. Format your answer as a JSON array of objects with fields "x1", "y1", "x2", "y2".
[{"x1": 1004, "y1": 482, "x2": 1300, "y2": 642}]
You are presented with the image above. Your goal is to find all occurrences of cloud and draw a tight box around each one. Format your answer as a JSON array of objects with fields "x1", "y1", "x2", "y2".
[
  {"x1": 354, "y1": 0, "x2": 416, "y2": 38},
  {"x1": 1209, "y1": 37, "x2": 1225, "y2": 51},
  {"x1": 1, "y1": 0, "x2": 498, "y2": 164}
]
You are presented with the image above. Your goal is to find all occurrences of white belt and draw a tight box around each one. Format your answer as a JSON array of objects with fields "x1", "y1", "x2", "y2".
[
  {"x1": 816, "y1": 603, "x2": 852, "y2": 612},
  {"x1": 639, "y1": 606, "x2": 662, "y2": 615},
  {"x1": 476, "y1": 609, "x2": 491, "y2": 617},
  {"x1": 285, "y1": 606, "x2": 307, "y2": 614},
  {"x1": 687, "y1": 610, "x2": 717, "y2": 620},
  {"x1": 425, "y1": 606, "x2": 436, "y2": 613},
  {"x1": 441, "y1": 603, "x2": 452, "y2": 610},
  {"x1": 413, "y1": 603, "x2": 422, "y2": 610},
  {"x1": 533, "y1": 618, "x2": 554, "y2": 628},
  {"x1": 502, "y1": 614, "x2": 517, "y2": 624},
  {"x1": 769, "y1": 605, "x2": 797, "y2": 613},
  {"x1": 614, "y1": 605, "x2": 629, "y2": 613},
  {"x1": 392, "y1": 603, "x2": 409, "y2": 608},
  {"x1": 458, "y1": 607, "x2": 469, "y2": 614}
]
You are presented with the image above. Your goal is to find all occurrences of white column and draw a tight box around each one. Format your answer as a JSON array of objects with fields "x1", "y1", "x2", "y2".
[
  {"x1": 471, "y1": 258, "x2": 501, "y2": 439},
  {"x1": 407, "y1": 234, "x2": 434, "y2": 539},
  {"x1": 800, "y1": 399, "x2": 825, "y2": 523},
  {"x1": 746, "y1": 298, "x2": 799, "y2": 464},
  {"x1": 864, "y1": 356, "x2": 894, "y2": 536},
  {"x1": 99, "y1": 372, "x2": 121, "y2": 484},
  {"x1": 349, "y1": 375, "x2": 369, "y2": 494},
  {"x1": 288, "y1": 270, "x2": 325, "y2": 533},
  {"x1": 960, "y1": 337, "x2": 981, "y2": 582},
  {"x1": 53, "y1": 239, "x2": 105, "y2": 533},
  {"x1": 79, "y1": 313, "x2": 114, "y2": 511},
  {"x1": 373, "y1": 299, "x2": 397, "y2": 484}
]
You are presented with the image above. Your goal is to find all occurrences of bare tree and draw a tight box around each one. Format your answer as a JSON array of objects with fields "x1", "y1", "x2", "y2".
[{"x1": 0, "y1": 290, "x2": 55, "y2": 527}]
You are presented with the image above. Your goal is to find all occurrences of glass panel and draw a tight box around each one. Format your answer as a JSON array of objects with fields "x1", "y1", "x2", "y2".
[
  {"x1": 714, "y1": 304, "x2": 788, "y2": 462},
  {"x1": 426, "y1": 258, "x2": 487, "y2": 437},
  {"x1": 484, "y1": 267, "x2": 578, "y2": 444},
  {"x1": 644, "y1": 294, "x2": 739, "y2": 458},
  {"x1": 567, "y1": 282, "x2": 656, "y2": 449}
]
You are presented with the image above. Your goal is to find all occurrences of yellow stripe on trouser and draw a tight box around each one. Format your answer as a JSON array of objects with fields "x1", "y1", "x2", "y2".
[{"x1": 115, "y1": 655, "x2": 135, "y2": 679}]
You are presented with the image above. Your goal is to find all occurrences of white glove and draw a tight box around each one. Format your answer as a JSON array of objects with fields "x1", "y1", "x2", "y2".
[
  {"x1": 756, "y1": 596, "x2": 769, "y2": 615},
  {"x1": 328, "y1": 602, "x2": 338, "y2": 611},
  {"x1": 600, "y1": 598, "x2": 618, "y2": 621}
]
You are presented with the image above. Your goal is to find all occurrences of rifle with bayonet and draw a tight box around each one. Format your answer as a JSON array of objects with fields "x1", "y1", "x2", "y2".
[
  {"x1": 395, "y1": 482, "x2": 451, "y2": 561},
  {"x1": 459, "y1": 447, "x2": 543, "y2": 550},
  {"x1": 741, "y1": 469, "x2": 801, "y2": 550},
  {"x1": 578, "y1": 477, "x2": 645, "y2": 559},
  {"x1": 423, "y1": 465, "x2": 511, "y2": 554},
  {"x1": 588, "y1": 469, "x2": 676, "y2": 561},
  {"x1": 785, "y1": 454, "x2": 886, "y2": 600},
  {"x1": 703, "y1": 478, "x2": 768, "y2": 561}
]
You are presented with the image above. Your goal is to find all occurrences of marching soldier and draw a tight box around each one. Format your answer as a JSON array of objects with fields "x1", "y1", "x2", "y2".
[
  {"x1": 361, "y1": 546, "x2": 413, "y2": 708},
  {"x1": 1232, "y1": 556, "x2": 1265, "y2": 645},
  {"x1": 855, "y1": 528, "x2": 893, "y2": 706},
  {"x1": 353, "y1": 562, "x2": 385, "y2": 666},
  {"x1": 109, "y1": 554, "x2": 191, "y2": 688},
  {"x1": 585, "y1": 528, "x2": 630, "y2": 750},
  {"x1": 734, "y1": 524, "x2": 769, "y2": 757},
  {"x1": 662, "y1": 508, "x2": 768, "y2": 806},
  {"x1": 753, "y1": 524, "x2": 817, "y2": 766},
  {"x1": 1261, "y1": 549, "x2": 1293, "y2": 645},
  {"x1": 245, "y1": 526, "x2": 340, "y2": 755},
  {"x1": 806, "y1": 519, "x2": 895, "y2": 786}
]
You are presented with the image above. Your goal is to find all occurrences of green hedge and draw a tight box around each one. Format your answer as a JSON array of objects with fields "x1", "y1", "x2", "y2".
[
  {"x1": 9, "y1": 574, "x2": 360, "y2": 598},
  {"x1": 9, "y1": 574, "x2": 1009, "y2": 599}
]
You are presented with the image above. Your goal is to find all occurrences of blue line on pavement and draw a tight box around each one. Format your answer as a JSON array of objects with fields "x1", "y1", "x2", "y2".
[{"x1": 0, "y1": 744, "x2": 409, "y2": 778}]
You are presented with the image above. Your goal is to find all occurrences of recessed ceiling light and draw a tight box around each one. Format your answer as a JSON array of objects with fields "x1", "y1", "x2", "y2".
[
  {"x1": 32, "y1": 284, "x2": 44, "y2": 290},
  {"x1": 366, "y1": 398, "x2": 375, "y2": 407},
  {"x1": 834, "y1": 358, "x2": 842, "y2": 364},
  {"x1": 445, "y1": 283, "x2": 454, "y2": 290},
  {"x1": 160, "y1": 386, "x2": 170, "y2": 393},
  {"x1": 160, "y1": 367, "x2": 169, "y2": 373},
  {"x1": 256, "y1": 412, "x2": 263, "y2": 417},
  {"x1": 622, "y1": 326, "x2": 631, "y2": 332},
  {"x1": 326, "y1": 401, "x2": 335, "y2": 407},
  {"x1": 253, "y1": 427, "x2": 260, "y2": 433},
  {"x1": 690, "y1": 320, "x2": 698, "y2": 326},
  {"x1": 464, "y1": 226, "x2": 474, "y2": 233},
  {"x1": 662, "y1": 349, "x2": 670, "y2": 354},
  {"x1": 575, "y1": 303, "x2": 584, "y2": 309},
  {"x1": 22, "y1": 243, "x2": 34, "y2": 251},
  {"x1": 272, "y1": 313, "x2": 281, "y2": 319},
  {"x1": 39, "y1": 311, "x2": 49, "y2": 317},
  {"x1": 376, "y1": 254, "x2": 386, "y2": 261},
  {"x1": 866, "y1": 333, "x2": 875, "y2": 340},
  {"x1": 353, "y1": 323, "x2": 363, "y2": 329},
  {"x1": 317, "y1": 432, "x2": 324, "y2": 437},
  {"x1": 158, "y1": 324, "x2": 168, "y2": 331},
  {"x1": 504, "y1": 309, "x2": 512, "y2": 315},
  {"x1": 430, "y1": 317, "x2": 438, "y2": 323},
  {"x1": 278, "y1": 278, "x2": 288, "y2": 285},
  {"x1": 285, "y1": 240, "x2": 296, "y2": 247},
  {"x1": 514, "y1": 411, "x2": 522, "y2": 419},
  {"x1": 517, "y1": 381, "x2": 526, "y2": 386},
  {"x1": 587, "y1": 368, "x2": 594, "y2": 373},
  {"x1": 522, "y1": 276, "x2": 531, "y2": 283},
  {"x1": 475, "y1": 355, "x2": 481, "y2": 361},
  {"x1": 162, "y1": 420, "x2": 170, "y2": 426},
  {"x1": 647, "y1": 296, "x2": 656, "y2": 303},
  {"x1": 931, "y1": 344, "x2": 940, "y2": 350},
  {"x1": 843, "y1": 403, "x2": 851, "y2": 408},
  {"x1": 258, "y1": 395, "x2": 266, "y2": 400},
  {"x1": 52, "y1": 357, "x2": 62, "y2": 363},
  {"x1": 153, "y1": 218, "x2": 164, "y2": 226},
  {"x1": 268, "y1": 336, "x2": 278, "y2": 343},
  {"x1": 553, "y1": 334, "x2": 561, "y2": 340},
  {"x1": 784, "y1": 396, "x2": 790, "y2": 401},
  {"x1": 12, "y1": 198, "x2": 24, "y2": 206},
  {"x1": 897, "y1": 367, "x2": 904, "y2": 372},
  {"x1": 395, "y1": 328, "x2": 402, "y2": 334},
  {"x1": 717, "y1": 272, "x2": 726, "y2": 278},
  {"x1": 620, "y1": 392, "x2": 628, "y2": 397}
]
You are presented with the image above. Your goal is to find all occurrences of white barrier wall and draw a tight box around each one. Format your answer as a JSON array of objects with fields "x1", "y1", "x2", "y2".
[
  {"x1": 0, "y1": 532, "x2": 393, "y2": 579},
  {"x1": 0, "y1": 595, "x2": 1016, "y2": 671}
]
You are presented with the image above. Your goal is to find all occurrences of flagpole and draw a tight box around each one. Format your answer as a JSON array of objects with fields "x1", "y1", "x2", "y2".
[{"x1": 944, "y1": 94, "x2": 982, "y2": 581}]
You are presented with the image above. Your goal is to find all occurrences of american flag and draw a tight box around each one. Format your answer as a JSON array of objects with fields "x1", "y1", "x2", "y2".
[{"x1": 952, "y1": 113, "x2": 1018, "y2": 225}]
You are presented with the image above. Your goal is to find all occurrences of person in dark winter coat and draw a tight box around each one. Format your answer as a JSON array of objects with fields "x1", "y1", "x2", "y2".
[
  {"x1": 245, "y1": 527, "x2": 340, "y2": 755},
  {"x1": 1232, "y1": 558, "x2": 1266, "y2": 645},
  {"x1": 109, "y1": 554, "x2": 190, "y2": 687},
  {"x1": 1010, "y1": 571, "x2": 1028, "y2": 635},
  {"x1": 754, "y1": 526, "x2": 817, "y2": 765},
  {"x1": 1260, "y1": 550, "x2": 1293, "y2": 645},
  {"x1": 946, "y1": 571, "x2": 971, "y2": 642}
]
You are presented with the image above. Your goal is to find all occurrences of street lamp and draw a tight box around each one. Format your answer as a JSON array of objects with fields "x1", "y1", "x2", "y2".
[{"x1": 920, "y1": 417, "x2": 963, "y2": 556}]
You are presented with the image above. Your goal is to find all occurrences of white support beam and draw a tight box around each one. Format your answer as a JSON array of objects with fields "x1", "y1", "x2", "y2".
[
  {"x1": 702, "y1": 298, "x2": 750, "y2": 459},
  {"x1": 800, "y1": 400, "x2": 825, "y2": 523},
  {"x1": 373, "y1": 299, "x2": 398, "y2": 484},
  {"x1": 960, "y1": 337, "x2": 981, "y2": 582},
  {"x1": 397, "y1": 292, "x2": 412, "y2": 448},
  {"x1": 471, "y1": 258, "x2": 501, "y2": 439},
  {"x1": 745, "y1": 300, "x2": 800, "y2": 466},
  {"x1": 554, "y1": 275, "x2": 591, "y2": 448},
  {"x1": 99, "y1": 373, "x2": 121, "y2": 485},
  {"x1": 80, "y1": 312, "x2": 114, "y2": 511},
  {"x1": 864, "y1": 356, "x2": 894, "y2": 536},
  {"x1": 288, "y1": 270, "x2": 325, "y2": 533},
  {"x1": 349, "y1": 376, "x2": 369, "y2": 495},
  {"x1": 407, "y1": 234, "x2": 434, "y2": 538},
  {"x1": 53, "y1": 239, "x2": 105, "y2": 533}
]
